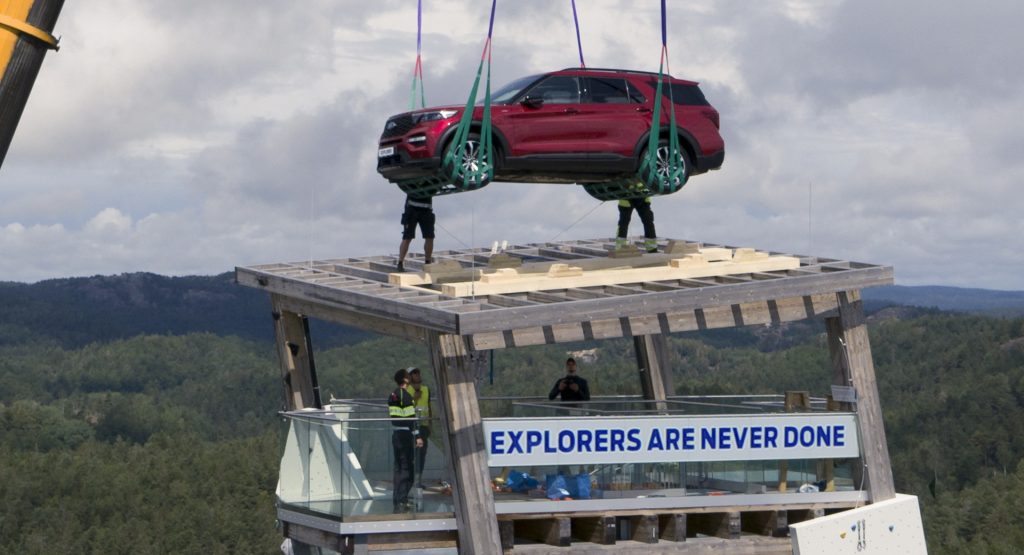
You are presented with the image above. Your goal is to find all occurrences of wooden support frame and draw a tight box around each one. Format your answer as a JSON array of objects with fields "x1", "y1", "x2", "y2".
[
  {"x1": 427, "y1": 332, "x2": 503, "y2": 554},
  {"x1": 240, "y1": 238, "x2": 899, "y2": 551},
  {"x1": 826, "y1": 291, "x2": 896, "y2": 501}
]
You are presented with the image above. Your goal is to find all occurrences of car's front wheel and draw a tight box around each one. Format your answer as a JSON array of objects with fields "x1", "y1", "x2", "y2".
[{"x1": 443, "y1": 132, "x2": 493, "y2": 187}]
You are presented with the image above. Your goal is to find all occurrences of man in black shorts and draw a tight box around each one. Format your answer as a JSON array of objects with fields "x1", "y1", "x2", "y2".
[{"x1": 397, "y1": 195, "x2": 435, "y2": 272}]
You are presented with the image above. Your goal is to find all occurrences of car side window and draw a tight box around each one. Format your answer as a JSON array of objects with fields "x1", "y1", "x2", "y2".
[
  {"x1": 625, "y1": 80, "x2": 646, "y2": 104},
  {"x1": 584, "y1": 78, "x2": 632, "y2": 104},
  {"x1": 525, "y1": 76, "x2": 580, "y2": 104}
]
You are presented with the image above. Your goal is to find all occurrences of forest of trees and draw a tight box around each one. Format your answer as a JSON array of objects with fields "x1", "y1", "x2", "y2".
[{"x1": 1, "y1": 287, "x2": 1023, "y2": 552}]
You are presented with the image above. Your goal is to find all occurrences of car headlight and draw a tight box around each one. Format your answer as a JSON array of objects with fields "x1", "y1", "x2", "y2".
[{"x1": 411, "y1": 109, "x2": 458, "y2": 124}]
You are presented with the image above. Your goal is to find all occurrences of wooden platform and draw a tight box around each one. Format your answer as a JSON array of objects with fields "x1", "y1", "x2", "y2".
[
  {"x1": 239, "y1": 237, "x2": 897, "y2": 554},
  {"x1": 235, "y1": 238, "x2": 892, "y2": 351}
]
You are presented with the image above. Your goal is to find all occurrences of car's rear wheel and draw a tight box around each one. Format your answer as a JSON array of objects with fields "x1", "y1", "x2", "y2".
[{"x1": 640, "y1": 137, "x2": 691, "y2": 192}]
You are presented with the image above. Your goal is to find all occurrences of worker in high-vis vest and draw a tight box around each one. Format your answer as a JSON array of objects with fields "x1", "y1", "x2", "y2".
[
  {"x1": 616, "y1": 194, "x2": 658, "y2": 253},
  {"x1": 408, "y1": 367, "x2": 432, "y2": 487},
  {"x1": 388, "y1": 368, "x2": 422, "y2": 512}
]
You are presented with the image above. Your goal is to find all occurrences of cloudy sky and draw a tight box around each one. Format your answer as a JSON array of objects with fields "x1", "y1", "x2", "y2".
[{"x1": 1, "y1": 0, "x2": 1021, "y2": 289}]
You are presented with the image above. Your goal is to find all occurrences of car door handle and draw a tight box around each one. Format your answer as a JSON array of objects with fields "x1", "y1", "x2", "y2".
[
  {"x1": 635, "y1": 107, "x2": 651, "y2": 113},
  {"x1": 563, "y1": 108, "x2": 579, "y2": 114}
]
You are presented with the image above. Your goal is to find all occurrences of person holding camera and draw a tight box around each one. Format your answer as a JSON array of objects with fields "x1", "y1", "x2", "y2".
[{"x1": 548, "y1": 357, "x2": 590, "y2": 403}]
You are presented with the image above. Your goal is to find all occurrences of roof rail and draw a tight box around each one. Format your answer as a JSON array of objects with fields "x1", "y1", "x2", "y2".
[{"x1": 559, "y1": 67, "x2": 672, "y2": 78}]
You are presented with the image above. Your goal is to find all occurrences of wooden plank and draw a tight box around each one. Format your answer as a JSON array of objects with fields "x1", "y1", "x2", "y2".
[
  {"x1": 571, "y1": 515, "x2": 617, "y2": 545},
  {"x1": 390, "y1": 251, "x2": 691, "y2": 287},
  {"x1": 456, "y1": 265, "x2": 893, "y2": 335},
  {"x1": 515, "y1": 517, "x2": 571, "y2": 546},
  {"x1": 741, "y1": 510, "x2": 788, "y2": 538},
  {"x1": 835, "y1": 290, "x2": 896, "y2": 502},
  {"x1": 427, "y1": 332, "x2": 502, "y2": 555},
  {"x1": 688, "y1": 511, "x2": 740, "y2": 539},
  {"x1": 441, "y1": 254, "x2": 802, "y2": 297},
  {"x1": 282, "y1": 521, "x2": 348, "y2": 553},
  {"x1": 271, "y1": 299, "x2": 320, "y2": 410},
  {"x1": 364, "y1": 530, "x2": 458, "y2": 550},
  {"x1": 236, "y1": 267, "x2": 460, "y2": 334}
]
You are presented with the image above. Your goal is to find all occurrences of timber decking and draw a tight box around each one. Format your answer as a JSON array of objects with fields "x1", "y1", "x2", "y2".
[{"x1": 235, "y1": 237, "x2": 893, "y2": 351}]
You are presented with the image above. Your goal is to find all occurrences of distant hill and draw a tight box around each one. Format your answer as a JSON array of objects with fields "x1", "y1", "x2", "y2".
[
  {"x1": 0, "y1": 272, "x2": 371, "y2": 348},
  {"x1": 863, "y1": 285, "x2": 1024, "y2": 316}
]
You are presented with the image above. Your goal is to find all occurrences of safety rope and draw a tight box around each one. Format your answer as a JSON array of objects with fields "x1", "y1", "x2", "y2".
[
  {"x1": 571, "y1": 0, "x2": 585, "y2": 68},
  {"x1": 408, "y1": 0, "x2": 426, "y2": 110}
]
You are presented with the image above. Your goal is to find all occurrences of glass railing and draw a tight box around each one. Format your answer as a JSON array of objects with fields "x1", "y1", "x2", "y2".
[
  {"x1": 277, "y1": 403, "x2": 455, "y2": 520},
  {"x1": 278, "y1": 396, "x2": 862, "y2": 521}
]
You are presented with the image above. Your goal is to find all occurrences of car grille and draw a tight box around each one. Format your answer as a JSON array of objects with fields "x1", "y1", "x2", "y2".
[{"x1": 382, "y1": 115, "x2": 414, "y2": 138}]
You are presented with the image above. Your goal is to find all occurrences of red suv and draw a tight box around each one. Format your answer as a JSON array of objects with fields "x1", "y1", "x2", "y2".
[{"x1": 376, "y1": 67, "x2": 723, "y2": 188}]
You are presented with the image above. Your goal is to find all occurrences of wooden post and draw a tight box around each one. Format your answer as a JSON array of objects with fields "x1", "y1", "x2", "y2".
[
  {"x1": 572, "y1": 516, "x2": 617, "y2": 545},
  {"x1": 658, "y1": 513, "x2": 687, "y2": 542},
  {"x1": 271, "y1": 295, "x2": 321, "y2": 410},
  {"x1": 827, "y1": 290, "x2": 896, "y2": 502},
  {"x1": 427, "y1": 332, "x2": 502, "y2": 554},
  {"x1": 634, "y1": 334, "x2": 673, "y2": 405},
  {"x1": 778, "y1": 391, "x2": 810, "y2": 493}
]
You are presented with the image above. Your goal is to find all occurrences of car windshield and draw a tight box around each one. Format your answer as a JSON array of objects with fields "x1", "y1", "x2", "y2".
[{"x1": 483, "y1": 74, "x2": 542, "y2": 105}]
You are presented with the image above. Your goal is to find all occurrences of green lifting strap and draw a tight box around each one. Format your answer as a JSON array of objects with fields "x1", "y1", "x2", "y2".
[
  {"x1": 583, "y1": 0, "x2": 688, "y2": 203},
  {"x1": 392, "y1": 0, "x2": 497, "y2": 199},
  {"x1": 636, "y1": 54, "x2": 688, "y2": 196}
]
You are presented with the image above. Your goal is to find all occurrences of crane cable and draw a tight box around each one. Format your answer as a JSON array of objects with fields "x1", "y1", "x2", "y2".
[
  {"x1": 409, "y1": 0, "x2": 426, "y2": 110},
  {"x1": 571, "y1": 0, "x2": 585, "y2": 68}
]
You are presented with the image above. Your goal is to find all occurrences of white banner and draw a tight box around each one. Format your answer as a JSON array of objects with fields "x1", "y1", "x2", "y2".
[{"x1": 482, "y1": 413, "x2": 859, "y2": 467}]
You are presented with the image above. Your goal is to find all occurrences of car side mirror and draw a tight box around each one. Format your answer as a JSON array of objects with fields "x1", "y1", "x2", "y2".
[{"x1": 521, "y1": 96, "x2": 544, "y2": 109}]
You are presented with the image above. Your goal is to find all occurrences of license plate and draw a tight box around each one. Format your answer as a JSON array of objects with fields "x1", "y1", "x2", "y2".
[{"x1": 378, "y1": 146, "x2": 395, "y2": 158}]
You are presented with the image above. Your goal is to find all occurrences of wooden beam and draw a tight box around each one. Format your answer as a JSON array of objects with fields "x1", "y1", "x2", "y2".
[
  {"x1": 236, "y1": 267, "x2": 460, "y2": 334},
  {"x1": 741, "y1": 510, "x2": 788, "y2": 538},
  {"x1": 832, "y1": 290, "x2": 896, "y2": 501},
  {"x1": 271, "y1": 298, "x2": 321, "y2": 410},
  {"x1": 467, "y1": 293, "x2": 840, "y2": 350},
  {"x1": 572, "y1": 516, "x2": 617, "y2": 545},
  {"x1": 688, "y1": 511, "x2": 741, "y2": 539},
  {"x1": 272, "y1": 294, "x2": 428, "y2": 344},
  {"x1": 658, "y1": 513, "x2": 687, "y2": 542},
  {"x1": 778, "y1": 391, "x2": 811, "y2": 493},
  {"x1": 456, "y1": 266, "x2": 892, "y2": 335},
  {"x1": 441, "y1": 254, "x2": 801, "y2": 297},
  {"x1": 634, "y1": 334, "x2": 673, "y2": 405},
  {"x1": 625, "y1": 514, "x2": 659, "y2": 544},
  {"x1": 282, "y1": 522, "x2": 348, "y2": 553},
  {"x1": 427, "y1": 332, "x2": 502, "y2": 554},
  {"x1": 514, "y1": 517, "x2": 571, "y2": 546}
]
